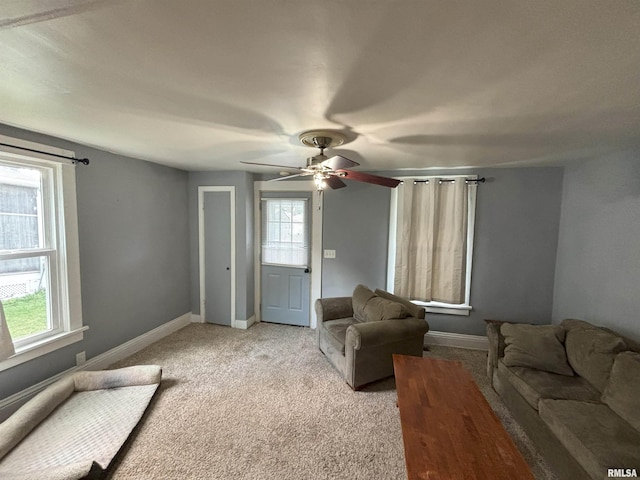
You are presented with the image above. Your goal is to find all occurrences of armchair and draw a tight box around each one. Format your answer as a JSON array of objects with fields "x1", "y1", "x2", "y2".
[{"x1": 316, "y1": 285, "x2": 429, "y2": 390}]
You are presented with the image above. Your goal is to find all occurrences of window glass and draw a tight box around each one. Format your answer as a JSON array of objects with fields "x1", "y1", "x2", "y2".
[
  {"x1": 0, "y1": 164, "x2": 56, "y2": 342},
  {"x1": 261, "y1": 198, "x2": 308, "y2": 267}
]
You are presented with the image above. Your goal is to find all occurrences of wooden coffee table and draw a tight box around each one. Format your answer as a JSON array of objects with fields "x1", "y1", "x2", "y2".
[{"x1": 393, "y1": 354, "x2": 534, "y2": 480}]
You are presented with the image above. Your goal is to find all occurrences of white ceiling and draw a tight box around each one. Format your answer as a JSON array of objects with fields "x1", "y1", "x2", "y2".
[{"x1": 1, "y1": 0, "x2": 639, "y2": 172}]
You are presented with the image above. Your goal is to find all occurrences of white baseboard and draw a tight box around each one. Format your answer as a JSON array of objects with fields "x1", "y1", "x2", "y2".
[
  {"x1": 0, "y1": 312, "x2": 191, "y2": 421},
  {"x1": 425, "y1": 330, "x2": 488, "y2": 351},
  {"x1": 234, "y1": 315, "x2": 256, "y2": 330},
  {"x1": 191, "y1": 313, "x2": 203, "y2": 323},
  {"x1": 83, "y1": 312, "x2": 191, "y2": 371}
]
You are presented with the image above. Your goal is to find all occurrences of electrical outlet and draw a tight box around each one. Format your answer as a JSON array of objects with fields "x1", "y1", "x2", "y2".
[
  {"x1": 76, "y1": 351, "x2": 86, "y2": 366},
  {"x1": 324, "y1": 249, "x2": 336, "y2": 259}
]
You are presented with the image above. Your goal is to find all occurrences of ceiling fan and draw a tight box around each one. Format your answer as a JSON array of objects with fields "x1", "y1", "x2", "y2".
[{"x1": 240, "y1": 130, "x2": 401, "y2": 191}]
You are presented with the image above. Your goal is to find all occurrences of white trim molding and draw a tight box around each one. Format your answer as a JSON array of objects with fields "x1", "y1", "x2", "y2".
[
  {"x1": 0, "y1": 312, "x2": 191, "y2": 421},
  {"x1": 83, "y1": 313, "x2": 191, "y2": 371},
  {"x1": 234, "y1": 315, "x2": 256, "y2": 330},
  {"x1": 424, "y1": 331, "x2": 488, "y2": 351},
  {"x1": 0, "y1": 134, "x2": 76, "y2": 165}
]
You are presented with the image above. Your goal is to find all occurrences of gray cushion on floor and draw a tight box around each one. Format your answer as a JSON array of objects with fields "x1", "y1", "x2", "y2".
[
  {"x1": 539, "y1": 399, "x2": 640, "y2": 479},
  {"x1": 602, "y1": 352, "x2": 640, "y2": 431},
  {"x1": 497, "y1": 360, "x2": 600, "y2": 411}
]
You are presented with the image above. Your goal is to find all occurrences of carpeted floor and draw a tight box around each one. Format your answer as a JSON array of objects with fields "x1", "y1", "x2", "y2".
[{"x1": 106, "y1": 322, "x2": 558, "y2": 480}]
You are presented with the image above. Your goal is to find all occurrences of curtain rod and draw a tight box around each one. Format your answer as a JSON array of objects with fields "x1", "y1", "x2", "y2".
[
  {"x1": 400, "y1": 177, "x2": 485, "y2": 185},
  {"x1": 0, "y1": 142, "x2": 90, "y2": 165}
]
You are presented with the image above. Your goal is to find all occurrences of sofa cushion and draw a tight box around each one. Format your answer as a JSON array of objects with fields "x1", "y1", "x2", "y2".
[
  {"x1": 497, "y1": 360, "x2": 600, "y2": 410},
  {"x1": 352, "y1": 285, "x2": 376, "y2": 322},
  {"x1": 374, "y1": 289, "x2": 425, "y2": 319},
  {"x1": 602, "y1": 352, "x2": 640, "y2": 432},
  {"x1": 501, "y1": 323, "x2": 574, "y2": 376},
  {"x1": 539, "y1": 399, "x2": 640, "y2": 479},
  {"x1": 565, "y1": 327, "x2": 627, "y2": 391},
  {"x1": 323, "y1": 318, "x2": 358, "y2": 354},
  {"x1": 362, "y1": 296, "x2": 408, "y2": 322}
]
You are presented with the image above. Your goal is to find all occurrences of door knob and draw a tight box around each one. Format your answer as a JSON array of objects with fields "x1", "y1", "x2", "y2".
[{"x1": 226, "y1": 267, "x2": 230, "y2": 270}]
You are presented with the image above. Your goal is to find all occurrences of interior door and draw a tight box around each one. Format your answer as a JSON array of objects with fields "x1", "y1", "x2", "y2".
[
  {"x1": 202, "y1": 189, "x2": 233, "y2": 326},
  {"x1": 260, "y1": 194, "x2": 311, "y2": 326}
]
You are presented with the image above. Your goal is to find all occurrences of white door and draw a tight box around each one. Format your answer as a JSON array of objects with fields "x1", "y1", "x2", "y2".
[
  {"x1": 260, "y1": 195, "x2": 311, "y2": 326},
  {"x1": 199, "y1": 187, "x2": 235, "y2": 326}
]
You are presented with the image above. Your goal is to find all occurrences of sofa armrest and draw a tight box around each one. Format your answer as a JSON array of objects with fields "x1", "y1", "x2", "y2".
[
  {"x1": 315, "y1": 297, "x2": 353, "y2": 323},
  {"x1": 345, "y1": 317, "x2": 429, "y2": 350},
  {"x1": 485, "y1": 319, "x2": 508, "y2": 381}
]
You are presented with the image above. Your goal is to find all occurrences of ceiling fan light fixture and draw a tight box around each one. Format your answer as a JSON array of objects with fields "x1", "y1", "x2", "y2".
[
  {"x1": 242, "y1": 129, "x2": 398, "y2": 191},
  {"x1": 299, "y1": 130, "x2": 346, "y2": 149},
  {"x1": 313, "y1": 172, "x2": 328, "y2": 191}
]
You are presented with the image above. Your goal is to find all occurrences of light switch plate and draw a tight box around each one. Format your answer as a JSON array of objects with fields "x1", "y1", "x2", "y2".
[{"x1": 324, "y1": 249, "x2": 336, "y2": 259}]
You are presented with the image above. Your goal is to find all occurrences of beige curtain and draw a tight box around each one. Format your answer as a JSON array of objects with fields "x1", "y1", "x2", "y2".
[
  {"x1": 0, "y1": 300, "x2": 16, "y2": 361},
  {"x1": 394, "y1": 179, "x2": 468, "y2": 304}
]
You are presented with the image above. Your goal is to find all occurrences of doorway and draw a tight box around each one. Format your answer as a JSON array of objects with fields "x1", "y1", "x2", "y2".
[
  {"x1": 254, "y1": 181, "x2": 322, "y2": 328},
  {"x1": 198, "y1": 186, "x2": 235, "y2": 326},
  {"x1": 260, "y1": 194, "x2": 311, "y2": 326}
]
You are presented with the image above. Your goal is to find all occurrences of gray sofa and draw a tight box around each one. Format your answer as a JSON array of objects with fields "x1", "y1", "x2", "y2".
[
  {"x1": 316, "y1": 285, "x2": 429, "y2": 390},
  {"x1": 486, "y1": 318, "x2": 640, "y2": 480}
]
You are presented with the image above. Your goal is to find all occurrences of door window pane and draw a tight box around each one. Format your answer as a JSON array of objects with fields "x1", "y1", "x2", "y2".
[{"x1": 262, "y1": 199, "x2": 308, "y2": 267}]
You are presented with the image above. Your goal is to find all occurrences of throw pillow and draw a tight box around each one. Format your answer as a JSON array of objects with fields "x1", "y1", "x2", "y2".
[
  {"x1": 602, "y1": 352, "x2": 640, "y2": 431},
  {"x1": 352, "y1": 284, "x2": 376, "y2": 322},
  {"x1": 501, "y1": 323, "x2": 574, "y2": 376},
  {"x1": 363, "y1": 296, "x2": 409, "y2": 322},
  {"x1": 565, "y1": 327, "x2": 627, "y2": 391}
]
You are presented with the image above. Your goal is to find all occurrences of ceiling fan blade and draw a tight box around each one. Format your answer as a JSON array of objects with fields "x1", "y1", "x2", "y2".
[
  {"x1": 240, "y1": 160, "x2": 303, "y2": 170},
  {"x1": 336, "y1": 170, "x2": 401, "y2": 188},
  {"x1": 325, "y1": 175, "x2": 347, "y2": 189},
  {"x1": 267, "y1": 172, "x2": 312, "y2": 182},
  {"x1": 321, "y1": 155, "x2": 360, "y2": 170}
]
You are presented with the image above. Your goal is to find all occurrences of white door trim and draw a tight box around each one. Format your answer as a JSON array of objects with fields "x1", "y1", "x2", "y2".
[
  {"x1": 254, "y1": 181, "x2": 322, "y2": 329},
  {"x1": 198, "y1": 186, "x2": 237, "y2": 327}
]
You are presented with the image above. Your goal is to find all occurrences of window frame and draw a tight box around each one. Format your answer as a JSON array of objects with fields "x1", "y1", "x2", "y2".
[
  {"x1": 0, "y1": 136, "x2": 85, "y2": 372},
  {"x1": 386, "y1": 174, "x2": 478, "y2": 316}
]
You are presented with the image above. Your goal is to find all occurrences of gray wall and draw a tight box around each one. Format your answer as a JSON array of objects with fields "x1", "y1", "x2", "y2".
[
  {"x1": 552, "y1": 153, "x2": 640, "y2": 341},
  {"x1": 0, "y1": 124, "x2": 191, "y2": 400},
  {"x1": 322, "y1": 167, "x2": 564, "y2": 336},
  {"x1": 321, "y1": 180, "x2": 391, "y2": 296},
  {"x1": 187, "y1": 171, "x2": 254, "y2": 321}
]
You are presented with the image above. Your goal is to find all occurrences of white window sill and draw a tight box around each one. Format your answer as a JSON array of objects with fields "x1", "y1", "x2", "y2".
[
  {"x1": 412, "y1": 301, "x2": 472, "y2": 316},
  {"x1": 0, "y1": 326, "x2": 88, "y2": 372}
]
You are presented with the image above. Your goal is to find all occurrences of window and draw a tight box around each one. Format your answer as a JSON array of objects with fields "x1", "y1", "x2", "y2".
[
  {"x1": 261, "y1": 198, "x2": 308, "y2": 267},
  {"x1": 387, "y1": 175, "x2": 478, "y2": 316},
  {"x1": 0, "y1": 137, "x2": 84, "y2": 371}
]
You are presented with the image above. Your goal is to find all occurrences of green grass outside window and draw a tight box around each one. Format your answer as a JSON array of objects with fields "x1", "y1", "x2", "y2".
[{"x1": 3, "y1": 290, "x2": 48, "y2": 340}]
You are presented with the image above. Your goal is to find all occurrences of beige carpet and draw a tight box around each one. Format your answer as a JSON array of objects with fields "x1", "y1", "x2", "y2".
[{"x1": 106, "y1": 322, "x2": 558, "y2": 480}]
